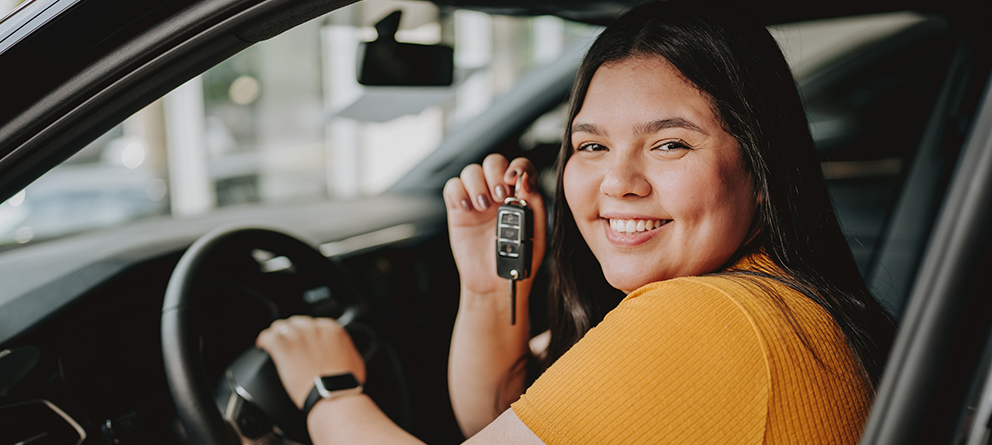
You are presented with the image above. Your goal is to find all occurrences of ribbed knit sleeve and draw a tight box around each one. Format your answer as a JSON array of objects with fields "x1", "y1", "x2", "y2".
[
  {"x1": 510, "y1": 270, "x2": 873, "y2": 444},
  {"x1": 512, "y1": 279, "x2": 770, "y2": 444}
]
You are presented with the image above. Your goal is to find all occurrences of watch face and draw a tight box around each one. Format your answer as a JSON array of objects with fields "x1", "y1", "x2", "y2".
[{"x1": 319, "y1": 374, "x2": 361, "y2": 391}]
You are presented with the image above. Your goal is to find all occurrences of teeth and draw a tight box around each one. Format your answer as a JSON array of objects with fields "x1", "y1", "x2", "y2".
[{"x1": 609, "y1": 218, "x2": 667, "y2": 234}]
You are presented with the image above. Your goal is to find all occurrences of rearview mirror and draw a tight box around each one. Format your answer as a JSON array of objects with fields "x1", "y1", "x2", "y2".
[{"x1": 358, "y1": 11, "x2": 454, "y2": 87}]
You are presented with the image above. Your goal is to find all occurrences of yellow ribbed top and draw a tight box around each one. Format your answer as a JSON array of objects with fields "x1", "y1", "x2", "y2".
[{"x1": 511, "y1": 253, "x2": 872, "y2": 444}]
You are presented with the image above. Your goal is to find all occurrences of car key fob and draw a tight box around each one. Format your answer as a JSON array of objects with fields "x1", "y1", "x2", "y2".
[
  {"x1": 496, "y1": 198, "x2": 532, "y2": 281},
  {"x1": 497, "y1": 197, "x2": 532, "y2": 325}
]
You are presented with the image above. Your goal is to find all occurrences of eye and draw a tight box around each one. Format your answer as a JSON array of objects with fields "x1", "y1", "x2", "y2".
[
  {"x1": 654, "y1": 140, "x2": 692, "y2": 151},
  {"x1": 575, "y1": 142, "x2": 607, "y2": 152}
]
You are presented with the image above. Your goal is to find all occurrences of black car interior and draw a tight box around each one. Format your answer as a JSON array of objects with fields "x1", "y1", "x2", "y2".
[{"x1": 2, "y1": 1, "x2": 992, "y2": 444}]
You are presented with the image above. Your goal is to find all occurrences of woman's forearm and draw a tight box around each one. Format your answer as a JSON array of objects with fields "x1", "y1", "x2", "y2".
[
  {"x1": 307, "y1": 394, "x2": 425, "y2": 444},
  {"x1": 448, "y1": 282, "x2": 532, "y2": 437},
  {"x1": 306, "y1": 395, "x2": 545, "y2": 445}
]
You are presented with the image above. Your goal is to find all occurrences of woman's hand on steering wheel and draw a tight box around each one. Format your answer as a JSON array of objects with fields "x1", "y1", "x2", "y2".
[
  {"x1": 256, "y1": 315, "x2": 366, "y2": 410},
  {"x1": 443, "y1": 154, "x2": 547, "y2": 298}
]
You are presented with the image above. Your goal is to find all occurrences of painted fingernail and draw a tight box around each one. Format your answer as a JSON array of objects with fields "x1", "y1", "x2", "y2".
[
  {"x1": 460, "y1": 198, "x2": 472, "y2": 210},
  {"x1": 476, "y1": 194, "x2": 490, "y2": 209},
  {"x1": 494, "y1": 185, "x2": 506, "y2": 201},
  {"x1": 521, "y1": 172, "x2": 533, "y2": 194}
]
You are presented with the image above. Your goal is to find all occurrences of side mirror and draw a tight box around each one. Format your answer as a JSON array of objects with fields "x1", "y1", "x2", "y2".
[{"x1": 358, "y1": 11, "x2": 454, "y2": 87}]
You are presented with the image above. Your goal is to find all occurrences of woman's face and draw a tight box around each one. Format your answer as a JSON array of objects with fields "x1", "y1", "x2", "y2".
[{"x1": 564, "y1": 56, "x2": 758, "y2": 293}]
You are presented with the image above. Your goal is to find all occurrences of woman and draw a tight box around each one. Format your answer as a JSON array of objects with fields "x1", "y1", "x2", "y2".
[{"x1": 256, "y1": 1, "x2": 896, "y2": 443}]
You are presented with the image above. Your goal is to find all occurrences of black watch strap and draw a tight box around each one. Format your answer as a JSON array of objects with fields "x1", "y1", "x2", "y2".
[
  {"x1": 302, "y1": 374, "x2": 363, "y2": 419},
  {"x1": 302, "y1": 387, "x2": 323, "y2": 419}
]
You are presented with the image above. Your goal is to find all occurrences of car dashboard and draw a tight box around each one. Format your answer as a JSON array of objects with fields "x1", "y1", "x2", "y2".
[{"x1": 0, "y1": 194, "x2": 470, "y2": 444}]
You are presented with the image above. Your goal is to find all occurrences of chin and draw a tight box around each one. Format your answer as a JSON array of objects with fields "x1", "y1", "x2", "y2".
[
  {"x1": 602, "y1": 269, "x2": 663, "y2": 295},
  {"x1": 601, "y1": 260, "x2": 715, "y2": 294}
]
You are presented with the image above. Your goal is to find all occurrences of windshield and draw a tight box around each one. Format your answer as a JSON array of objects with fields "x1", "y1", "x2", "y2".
[
  {"x1": 0, "y1": 1, "x2": 596, "y2": 248},
  {"x1": 0, "y1": 3, "x2": 932, "y2": 251}
]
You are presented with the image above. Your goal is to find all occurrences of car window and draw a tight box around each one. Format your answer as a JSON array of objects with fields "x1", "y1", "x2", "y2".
[
  {"x1": 0, "y1": 0, "x2": 597, "y2": 249},
  {"x1": 0, "y1": 5, "x2": 953, "y2": 295},
  {"x1": 794, "y1": 13, "x2": 955, "y2": 318}
]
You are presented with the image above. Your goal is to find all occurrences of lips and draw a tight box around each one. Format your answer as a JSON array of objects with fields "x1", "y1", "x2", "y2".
[{"x1": 608, "y1": 218, "x2": 670, "y2": 235}]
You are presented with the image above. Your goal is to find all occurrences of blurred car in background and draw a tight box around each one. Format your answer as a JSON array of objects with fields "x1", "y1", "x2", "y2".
[{"x1": 0, "y1": 0, "x2": 990, "y2": 444}]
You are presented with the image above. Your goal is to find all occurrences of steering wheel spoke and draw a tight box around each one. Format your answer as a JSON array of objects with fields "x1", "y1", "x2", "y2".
[{"x1": 161, "y1": 226, "x2": 364, "y2": 445}]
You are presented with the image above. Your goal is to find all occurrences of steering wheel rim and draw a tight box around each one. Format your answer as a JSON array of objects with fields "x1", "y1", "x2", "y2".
[{"x1": 161, "y1": 225, "x2": 360, "y2": 445}]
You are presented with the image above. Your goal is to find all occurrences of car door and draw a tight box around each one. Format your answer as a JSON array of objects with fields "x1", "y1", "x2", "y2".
[{"x1": 859, "y1": 32, "x2": 992, "y2": 445}]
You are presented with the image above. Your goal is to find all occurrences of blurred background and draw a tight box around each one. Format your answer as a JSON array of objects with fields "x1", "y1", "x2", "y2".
[
  {"x1": 0, "y1": 0, "x2": 597, "y2": 246},
  {"x1": 0, "y1": 0, "x2": 928, "y2": 270}
]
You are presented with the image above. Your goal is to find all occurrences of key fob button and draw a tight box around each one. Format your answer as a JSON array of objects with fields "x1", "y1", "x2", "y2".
[
  {"x1": 500, "y1": 212, "x2": 520, "y2": 225},
  {"x1": 500, "y1": 227, "x2": 519, "y2": 240}
]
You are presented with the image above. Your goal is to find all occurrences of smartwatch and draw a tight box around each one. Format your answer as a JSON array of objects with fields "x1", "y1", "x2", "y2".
[{"x1": 302, "y1": 373, "x2": 363, "y2": 419}]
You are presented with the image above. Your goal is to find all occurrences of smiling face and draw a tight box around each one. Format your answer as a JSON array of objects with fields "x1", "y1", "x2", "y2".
[{"x1": 563, "y1": 56, "x2": 758, "y2": 293}]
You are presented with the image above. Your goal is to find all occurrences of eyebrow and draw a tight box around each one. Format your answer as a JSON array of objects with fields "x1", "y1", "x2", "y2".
[
  {"x1": 571, "y1": 122, "x2": 604, "y2": 135},
  {"x1": 571, "y1": 118, "x2": 708, "y2": 136},
  {"x1": 634, "y1": 118, "x2": 708, "y2": 136}
]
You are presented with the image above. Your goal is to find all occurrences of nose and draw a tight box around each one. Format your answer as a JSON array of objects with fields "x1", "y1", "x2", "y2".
[{"x1": 600, "y1": 153, "x2": 651, "y2": 198}]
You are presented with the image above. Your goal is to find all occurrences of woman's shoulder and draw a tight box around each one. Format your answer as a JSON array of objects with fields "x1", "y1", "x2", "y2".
[
  {"x1": 620, "y1": 260, "x2": 865, "y2": 388},
  {"x1": 609, "y1": 275, "x2": 769, "y2": 346},
  {"x1": 596, "y1": 263, "x2": 872, "y2": 443},
  {"x1": 516, "y1": 268, "x2": 773, "y2": 444},
  {"x1": 618, "y1": 274, "x2": 772, "y2": 328},
  {"x1": 620, "y1": 271, "x2": 802, "y2": 324},
  {"x1": 515, "y1": 254, "x2": 872, "y2": 444},
  {"x1": 623, "y1": 250, "x2": 833, "y2": 332},
  {"x1": 624, "y1": 269, "x2": 845, "y2": 353}
]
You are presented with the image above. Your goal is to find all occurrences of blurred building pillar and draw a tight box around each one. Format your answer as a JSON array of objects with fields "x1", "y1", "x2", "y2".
[
  {"x1": 135, "y1": 99, "x2": 169, "y2": 177},
  {"x1": 452, "y1": 10, "x2": 493, "y2": 127},
  {"x1": 123, "y1": 99, "x2": 170, "y2": 206},
  {"x1": 323, "y1": 5, "x2": 363, "y2": 198},
  {"x1": 255, "y1": 19, "x2": 325, "y2": 202},
  {"x1": 164, "y1": 76, "x2": 215, "y2": 217},
  {"x1": 533, "y1": 16, "x2": 564, "y2": 64}
]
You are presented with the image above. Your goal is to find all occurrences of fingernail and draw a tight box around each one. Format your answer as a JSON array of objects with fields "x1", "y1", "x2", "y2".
[
  {"x1": 460, "y1": 198, "x2": 472, "y2": 210},
  {"x1": 476, "y1": 194, "x2": 490, "y2": 209},
  {"x1": 521, "y1": 172, "x2": 533, "y2": 194},
  {"x1": 494, "y1": 185, "x2": 506, "y2": 201}
]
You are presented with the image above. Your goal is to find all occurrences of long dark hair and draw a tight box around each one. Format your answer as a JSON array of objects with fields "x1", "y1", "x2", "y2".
[{"x1": 545, "y1": 0, "x2": 896, "y2": 387}]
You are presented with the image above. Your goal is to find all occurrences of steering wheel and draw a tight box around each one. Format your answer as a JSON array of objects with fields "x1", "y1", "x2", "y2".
[{"x1": 160, "y1": 225, "x2": 366, "y2": 445}]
